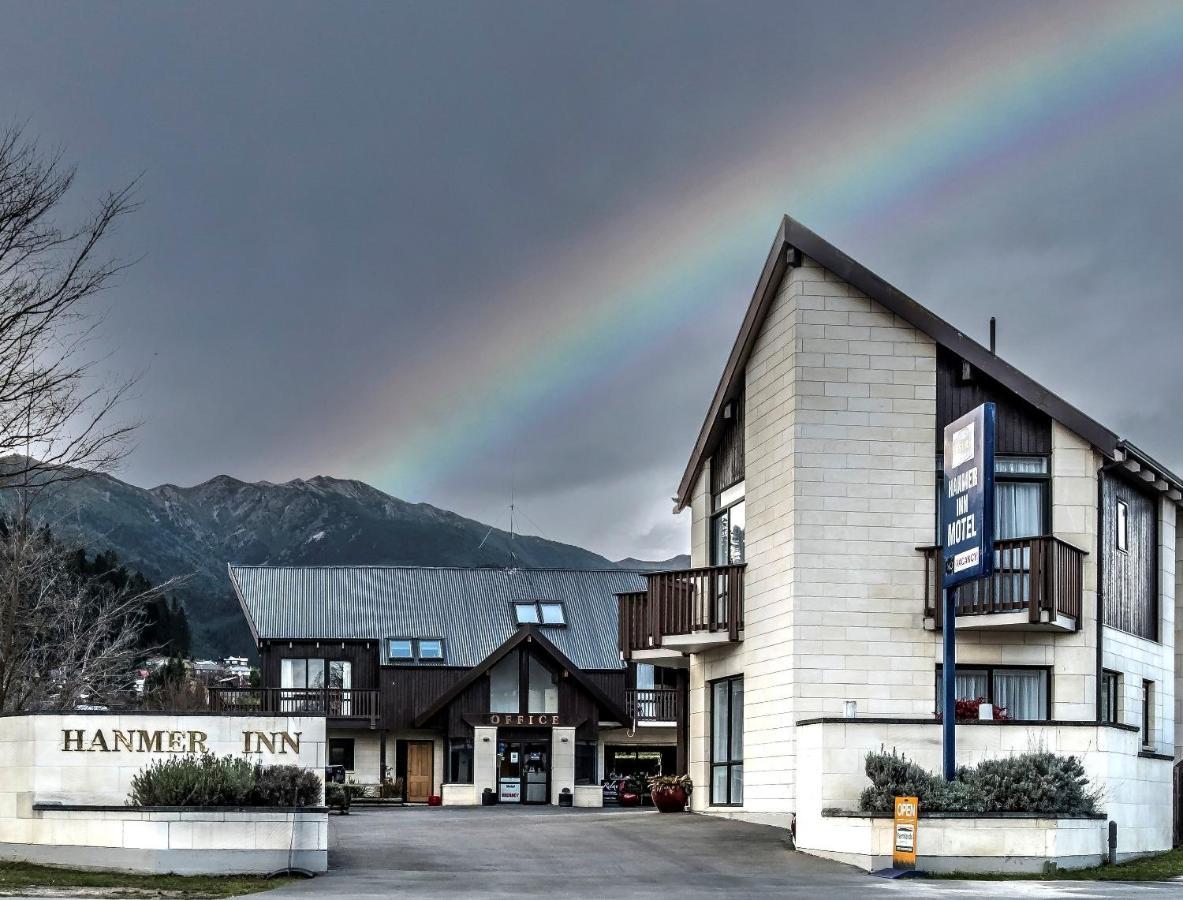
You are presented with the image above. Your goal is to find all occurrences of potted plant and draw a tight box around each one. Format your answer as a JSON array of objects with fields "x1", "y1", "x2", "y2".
[
  {"x1": 648, "y1": 774, "x2": 692, "y2": 813},
  {"x1": 618, "y1": 775, "x2": 645, "y2": 807}
]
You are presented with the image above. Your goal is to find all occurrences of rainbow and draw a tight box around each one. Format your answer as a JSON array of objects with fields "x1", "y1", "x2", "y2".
[{"x1": 339, "y1": 2, "x2": 1183, "y2": 498}]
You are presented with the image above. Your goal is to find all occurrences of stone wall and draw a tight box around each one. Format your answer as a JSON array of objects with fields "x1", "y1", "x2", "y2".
[
  {"x1": 0, "y1": 712, "x2": 328, "y2": 874},
  {"x1": 795, "y1": 718, "x2": 1171, "y2": 867}
]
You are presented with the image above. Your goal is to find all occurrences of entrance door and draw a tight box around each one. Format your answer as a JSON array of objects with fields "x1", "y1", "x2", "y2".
[
  {"x1": 406, "y1": 741, "x2": 433, "y2": 803},
  {"x1": 497, "y1": 737, "x2": 550, "y2": 804}
]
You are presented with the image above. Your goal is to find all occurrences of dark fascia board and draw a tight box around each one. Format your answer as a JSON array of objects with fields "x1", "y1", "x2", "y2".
[
  {"x1": 227, "y1": 564, "x2": 261, "y2": 649},
  {"x1": 412, "y1": 625, "x2": 630, "y2": 728},
  {"x1": 674, "y1": 215, "x2": 1124, "y2": 510}
]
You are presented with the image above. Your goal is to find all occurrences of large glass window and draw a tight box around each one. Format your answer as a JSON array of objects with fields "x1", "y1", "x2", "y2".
[
  {"x1": 935, "y1": 665, "x2": 1049, "y2": 721},
  {"x1": 489, "y1": 654, "x2": 520, "y2": 713},
  {"x1": 1101, "y1": 670, "x2": 1120, "y2": 724},
  {"x1": 527, "y1": 656, "x2": 558, "y2": 713},
  {"x1": 575, "y1": 740, "x2": 598, "y2": 785},
  {"x1": 449, "y1": 738, "x2": 474, "y2": 783},
  {"x1": 328, "y1": 738, "x2": 355, "y2": 771},
  {"x1": 710, "y1": 676, "x2": 743, "y2": 806},
  {"x1": 710, "y1": 481, "x2": 746, "y2": 566},
  {"x1": 938, "y1": 456, "x2": 1049, "y2": 543}
]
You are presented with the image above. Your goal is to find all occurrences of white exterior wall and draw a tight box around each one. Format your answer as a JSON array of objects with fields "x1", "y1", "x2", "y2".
[
  {"x1": 329, "y1": 729, "x2": 383, "y2": 782},
  {"x1": 684, "y1": 253, "x2": 1178, "y2": 831}
]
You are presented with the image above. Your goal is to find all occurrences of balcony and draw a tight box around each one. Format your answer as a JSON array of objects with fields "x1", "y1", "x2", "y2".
[
  {"x1": 919, "y1": 536, "x2": 1085, "y2": 632},
  {"x1": 208, "y1": 687, "x2": 380, "y2": 725},
  {"x1": 618, "y1": 564, "x2": 744, "y2": 662},
  {"x1": 624, "y1": 688, "x2": 681, "y2": 726}
]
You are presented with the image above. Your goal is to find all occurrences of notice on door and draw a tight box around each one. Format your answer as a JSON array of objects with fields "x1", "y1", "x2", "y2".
[
  {"x1": 893, "y1": 796, "x2": 918, "y2": 870},
  {"x1": 499, "y1": 778, "x2": 521, "y2": 803}
]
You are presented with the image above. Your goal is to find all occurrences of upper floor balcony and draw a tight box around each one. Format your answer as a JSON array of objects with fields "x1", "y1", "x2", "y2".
[
  {"x1": 208, "y1": 687, "x2": 381, "y2": 726},
  {"x1": 918, "y1": 536, "x2": 1085, "y2": 632},
  {"x1": 618, "y1": 563, "x2": 744, "y2": 663},
  {"x1": 624, "y1": 688, "x2": 681, "y2": 726}
]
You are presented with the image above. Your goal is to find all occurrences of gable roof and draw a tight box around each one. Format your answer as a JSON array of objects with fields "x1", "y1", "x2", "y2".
[
  {"x1": 675, "y1": 214, "x2": 1177, "y2": 510},
  {"x1": 411, "y1": 624, "x2": 630, "y2": 727},
  {"x1": 229, "y1": 564, "x2": 645, "y2": 670}
]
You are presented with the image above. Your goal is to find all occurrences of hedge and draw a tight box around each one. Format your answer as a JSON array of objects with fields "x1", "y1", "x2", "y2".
[{"x1": 128, "y1": 753, "x2": 321, "y2": 807}]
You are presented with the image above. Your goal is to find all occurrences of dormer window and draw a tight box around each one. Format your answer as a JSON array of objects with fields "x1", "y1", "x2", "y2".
[
  {"x1": 512, "y1": 601, "x2": 566, "y2": 627},
  {"x1": 386, "y1": 638, "x2": 446, "y2": 663}
]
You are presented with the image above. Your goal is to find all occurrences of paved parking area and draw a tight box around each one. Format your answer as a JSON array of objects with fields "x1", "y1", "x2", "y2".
[{"x1": 264, "y1": 806, "x2": 1183, "y2": 900}]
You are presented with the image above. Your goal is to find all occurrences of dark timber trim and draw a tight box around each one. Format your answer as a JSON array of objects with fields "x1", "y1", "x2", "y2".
[
  {"x1": 675, "y1": 215, "x2": 1130, "y2": 510},
  {"x1": 412, "y1": 626, "x2": 630, "y2": 728}
]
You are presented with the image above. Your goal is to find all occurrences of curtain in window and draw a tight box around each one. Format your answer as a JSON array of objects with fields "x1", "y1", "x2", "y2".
[
  {"x1": 993, "y1": 670, "x2": 1048, "y2": 720},
  {"x1": 953, "y1": 670, "x2": 989, "y2": 701},
  {"x1": 996, "y1": 482, "x2": 1044, "y2": 540}
]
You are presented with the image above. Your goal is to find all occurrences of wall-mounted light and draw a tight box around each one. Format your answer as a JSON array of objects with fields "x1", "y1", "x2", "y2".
[
  {"x1": 482, "y1": 737, "x2": 491, "y2": 743},
  {"x1": 561, "y1": 737, "x2": 569, "y2": 743}
]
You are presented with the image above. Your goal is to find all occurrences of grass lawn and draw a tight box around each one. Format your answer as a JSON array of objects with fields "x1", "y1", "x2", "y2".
[
  {"x1": 0, "y1": 860, "x2": 292, "y2": 897},
  {"x1": 935, "y1": 846, "x2": 1183, "y2": 882}
]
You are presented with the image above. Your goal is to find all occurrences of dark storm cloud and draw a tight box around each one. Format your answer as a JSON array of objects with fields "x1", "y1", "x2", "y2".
[{"x1": 0, "y1": 2, "x2": 1178, "y2": 560}]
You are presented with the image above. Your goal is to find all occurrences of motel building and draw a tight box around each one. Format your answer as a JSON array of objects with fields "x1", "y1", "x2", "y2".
[
  {"x1": 224, "y1": 566, "x2": 686, "y2": 806},
  {"x1": 615, "y1": 216, "x2": 1183, "y2": 871}
]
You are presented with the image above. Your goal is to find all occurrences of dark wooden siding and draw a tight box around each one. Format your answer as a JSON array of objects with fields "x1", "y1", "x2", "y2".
[
  {"x1": 936, "y1": 348, "x2": 1051, "y2": 455},
  {"x1": 380, "y1": 667, "x2": 468, "y2": 731},
  {"x1": 1102, "y1": 474, "x2": 1159, "y2": 640},
  {"x1": 710, "y1": 387, "x2": 745, "y2": 495},
  {"x1": 582, "y1": 669, "x2": 628, "y2": 708},
  {"x1": 260, "y1": 640, "x2": 380, "y2": 689}
]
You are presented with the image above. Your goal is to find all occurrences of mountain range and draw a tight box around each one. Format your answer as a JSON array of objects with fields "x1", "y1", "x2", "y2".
[{"x1": 0, "y1": 461, "x2": 686, "y2": 656}]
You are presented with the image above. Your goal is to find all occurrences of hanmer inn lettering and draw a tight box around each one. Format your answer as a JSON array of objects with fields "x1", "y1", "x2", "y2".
[{"x1": 61, "y1": 729, "x2": 302, "y2": 755}]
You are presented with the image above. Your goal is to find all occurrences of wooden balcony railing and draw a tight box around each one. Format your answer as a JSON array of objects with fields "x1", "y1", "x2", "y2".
[
  {"x1": 618, "y1": 564, "x2": 745, "y2": 658},
  {"x1": 207, "y1": 687, "x2": 380, "y2": 720},
  {"x1": 919, "y1": 536, "x2": 1085, "y2": 629},
  {"x1": 625, "y1": 688, "x2": 681, "y2": 723}
]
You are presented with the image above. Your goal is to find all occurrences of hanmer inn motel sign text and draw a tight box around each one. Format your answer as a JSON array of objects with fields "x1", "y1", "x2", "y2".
[{"x1": 940, "y1": 403, "x2": 996, "y2": 780}]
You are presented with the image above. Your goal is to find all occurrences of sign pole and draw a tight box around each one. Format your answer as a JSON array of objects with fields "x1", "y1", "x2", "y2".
[
  {"x1": 942, "y1": 585, "x2": 956, "y2": 781},
  {"x1": 939, "y1": 402, "x2": 995, "y2": 784}
]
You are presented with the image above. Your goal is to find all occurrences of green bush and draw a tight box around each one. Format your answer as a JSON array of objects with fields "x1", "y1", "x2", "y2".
[
  {"x1": 128, "y1": 753, "x2": 321, "y2": 807},
  {"x1": 325, "y1": 783, "x2": 351, "y2": 814},
  {"x1": 858, "y1": 748, "x2": 1100, "y2": 816}
]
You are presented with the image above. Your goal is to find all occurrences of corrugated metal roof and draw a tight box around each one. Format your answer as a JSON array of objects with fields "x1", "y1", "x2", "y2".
[{"x1": 229, "y1": 565, "x2": 645, "y2": 670}]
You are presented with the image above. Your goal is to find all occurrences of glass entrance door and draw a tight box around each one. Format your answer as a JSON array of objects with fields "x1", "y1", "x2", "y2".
[{"x1": 496, "y1": 737, "x2": 550, "y2": 804}]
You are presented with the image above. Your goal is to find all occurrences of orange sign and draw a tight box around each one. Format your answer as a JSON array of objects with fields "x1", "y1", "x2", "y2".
[{"x1": 893, "y1": 796, "x2": 918, "y2": 869}]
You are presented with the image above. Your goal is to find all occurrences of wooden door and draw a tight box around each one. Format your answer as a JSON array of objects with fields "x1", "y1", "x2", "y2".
[{"x1": 406, "y1": 741, "x2": 434, "y2": 803}]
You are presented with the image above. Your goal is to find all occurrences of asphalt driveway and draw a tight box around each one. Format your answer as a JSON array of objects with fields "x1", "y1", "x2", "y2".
[{"x1": 264, "y1": 805, "x2": 1183, "y2": 900}]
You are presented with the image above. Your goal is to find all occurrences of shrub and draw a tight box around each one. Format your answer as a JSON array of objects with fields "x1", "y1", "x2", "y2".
[
  {"x1": 858, "y1": 748, "x2": 1100, "y2": 816},
  {"x1": 325, "y1": 783, "x2": 351, "y2": 814},
  {"x1": 128, "y1": 753, "x2": 321, "y2": 807},
  {"x1": 379, "y1": 776, "x2": 403, "y2": 799},
  {"x1": 252, "y1": 763, "x2": 321, "y2": 806}
]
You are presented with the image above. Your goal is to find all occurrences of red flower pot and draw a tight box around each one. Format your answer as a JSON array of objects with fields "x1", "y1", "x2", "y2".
[
  {"x1": 650, "y1": 787, "x2": 687, "y2": 813},
  {"x1": 618, "y1": 790, "x2": 641, "y2": 807},
  {"x1": 427, "y1": 794, "x2": 442, "y2": 806}
]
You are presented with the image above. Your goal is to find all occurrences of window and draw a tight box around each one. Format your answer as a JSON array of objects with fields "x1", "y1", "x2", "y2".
[
  {"x1": 328, "y1": 738, "x2": 355, "y2": 771},
  {"x1": 527, "y1": 656, "x2": 558, "y2": 713},
  {"x1": 710, "y1": 676, "x2": 743, "y2": 806},
  {"x1": 539, "y1": 603, "x2": 566, "y2": 625},
  {"x1": 1116, "y1": 499, "x2": 1129, "y2": 552},
  {"x1": 448, "y1": 738, "x2": 473, "y2": 783},
  {"x1": 386, "y1": 638, "x2": 444, "y2": 662},
  {"x1": 935, "y1": 665, "x2": 1050, "y2": 720},
  {"x1": 1143, "y1": 680, "x2": 1154, "y2": 748},
  {"x1": 575, "y1": 740, "x2": 598, "y2": 785},
  {"x1": 1101, "y1": 670, "x2": 1120, "y2": 724},
  {"x1": 937, "y1": 456, "x2": 1049, "y2": 543},
  {"x1": 280, "y1": 658, "x2": 325, "y2": 690},
  {"x1": 387, "y1": 639, "x2": 413, "y2": 660},
  {"x1": 489, "y1": 653, "x2": 519, "y2": 713},
  {"x1": 710, "y1": 481, "x2": 746, "y2": 566},
  {"x1": 417, "y1": 639, "x2": 444, "y2": 661},
  {"x1": 512, "y1": 601, "x2": 566, "y2": 626}
]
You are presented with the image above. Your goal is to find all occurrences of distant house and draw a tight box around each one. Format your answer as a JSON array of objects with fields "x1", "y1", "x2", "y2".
[{"x1": 228, "y1": 566, "x2": 684, "y2": 804}]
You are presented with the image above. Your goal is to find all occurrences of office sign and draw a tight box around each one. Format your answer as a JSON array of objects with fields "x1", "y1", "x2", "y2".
[
  {"x1": 941, "y1": 403, "x2": 996, "y2": 589},
  {"x1": 893, "y1": 796, "x2": 919, "y2": 869}
]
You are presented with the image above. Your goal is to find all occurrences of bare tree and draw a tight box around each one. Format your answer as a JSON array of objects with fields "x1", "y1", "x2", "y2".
[
  {"x1": 0, "y1": 125, "x2": 139, "y2": 495},
  {"x1": 0, "y1": 524, "x2": 183, "y2": 712},
  {"x1": 0, "y1": 127, "x2": 160, "y2": 712}
]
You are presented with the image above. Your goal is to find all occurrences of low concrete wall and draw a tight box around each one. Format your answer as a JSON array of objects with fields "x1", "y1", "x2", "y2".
[
  {"x1": 795, "y1": 718, "x2": 1170, "y2": 871},
  {"x1": 0, "y1": 806, "x2": 327, "y2": 874},
  {"x1": 573, "y1": 785, "x2": 603, "y2": 808},
  {"x1": 0, "y1": 712, "x2": 329, "y2": 875},
  {"x1": 818, "y1": 812, "x2": 1105, "y2": 873},
  {"x1": 441, "y1": 783, "x2": 478, "y2": 806}
]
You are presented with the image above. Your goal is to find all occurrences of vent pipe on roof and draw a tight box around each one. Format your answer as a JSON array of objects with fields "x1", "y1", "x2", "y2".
[{"x1": 989, "y1": 317, "x2": 997, "y2": 355}]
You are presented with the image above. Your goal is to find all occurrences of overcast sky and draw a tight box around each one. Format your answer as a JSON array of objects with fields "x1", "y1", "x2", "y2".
[{"x1": 1, "y1": 2, "x2": 1180, "y2": 561}]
